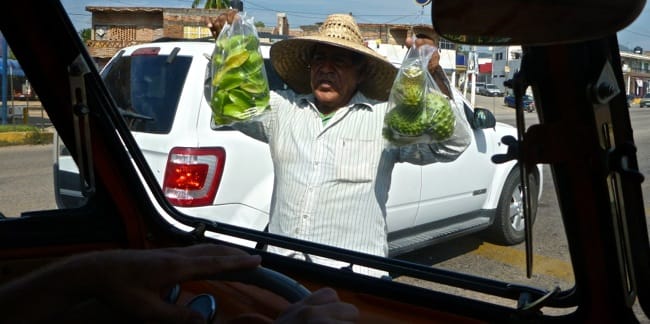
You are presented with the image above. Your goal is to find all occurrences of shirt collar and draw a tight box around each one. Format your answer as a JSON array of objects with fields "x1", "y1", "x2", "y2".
[{"x1": 297, "y1": 92, "x2": 377, "y2": 111}]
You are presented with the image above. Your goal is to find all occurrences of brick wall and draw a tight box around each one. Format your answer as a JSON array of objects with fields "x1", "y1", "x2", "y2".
[
  {"x1": 87, "y1": 8, "x2": 229, "y2": 59},
  {"x1": 87, "y1": 7, "x2": 419, "y2": 60},
  {"x1": 163, "y1": 8, "x2": 226, "y2": 28}
]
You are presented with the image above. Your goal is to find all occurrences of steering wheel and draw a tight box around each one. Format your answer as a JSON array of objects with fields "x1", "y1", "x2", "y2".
[
  {"x1": 167, "y1": 267, "x2": 311, "y2": 305},
  {"x1": 214, "y1": 266, "x2": 312, "y2": 303}
]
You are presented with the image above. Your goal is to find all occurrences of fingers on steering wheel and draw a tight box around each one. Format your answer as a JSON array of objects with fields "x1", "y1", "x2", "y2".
[{"x1": 302, "y1": 287, "x2": 340, "y2": 304}]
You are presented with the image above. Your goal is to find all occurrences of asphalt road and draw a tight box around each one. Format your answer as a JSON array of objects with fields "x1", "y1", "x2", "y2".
[{"x1": 0, "y1": 144, "x2": 56, "y2": 217}]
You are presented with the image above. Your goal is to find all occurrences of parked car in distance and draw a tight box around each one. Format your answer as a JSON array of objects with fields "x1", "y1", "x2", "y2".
[
  {"x1": 504, "y1": 94, "x2": 535, "y2": 112},
  {"x1": 478, "y1": 83, "x2": 505, "y2": 97},
  {"x1": 467, "y1": 81, "x2": 485, "y2": 93},
  {"x1": 468, "y1": 81, "x2": 485, "y2": 88},
  {"x1": 640, "y1": 93, "x2": 650, "y2": 107},
  {"x1": 54, "y1": 39, "x2": 543, "y2": 255}
]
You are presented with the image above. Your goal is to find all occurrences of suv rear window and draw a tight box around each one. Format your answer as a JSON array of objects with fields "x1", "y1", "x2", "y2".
[
  {"x1": 264, "y1": 59, "x2": 289, "y2": 92},
  {"x1": 102, "y1": 52, "x2": 192, "y2": 134}
]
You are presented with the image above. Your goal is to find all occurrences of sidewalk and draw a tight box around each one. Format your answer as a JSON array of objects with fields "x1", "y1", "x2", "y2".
[{"x1": 0, "y1": 104, "x2": 54, "y2": 146}]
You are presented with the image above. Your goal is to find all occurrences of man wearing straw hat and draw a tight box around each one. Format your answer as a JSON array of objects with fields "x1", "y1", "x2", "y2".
[{"x1": 209, "y1": 13, "x2": 470, "y2": 276}]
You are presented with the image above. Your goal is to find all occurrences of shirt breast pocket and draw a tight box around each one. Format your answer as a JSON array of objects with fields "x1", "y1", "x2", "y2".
[{"x1": 335, "y1": 138, "x2": 380, "y2": 182}]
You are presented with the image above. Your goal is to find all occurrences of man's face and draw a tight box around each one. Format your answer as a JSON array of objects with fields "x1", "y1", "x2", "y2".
[{"x1": 309, "y1": 45, "x2": 365, "y2": 111}]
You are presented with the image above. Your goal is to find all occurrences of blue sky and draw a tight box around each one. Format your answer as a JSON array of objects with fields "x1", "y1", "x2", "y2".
[{"x1": 61, "y1": 0, "x2": 650, "y2": 51}]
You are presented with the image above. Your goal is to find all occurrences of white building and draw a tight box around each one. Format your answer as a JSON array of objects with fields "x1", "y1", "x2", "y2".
[
  {"x1": 365, "y1": 39, "x2": 457, "y2": 73},
  {"x1": 491, "y1": 46, "x2": 523, "y2": 95},
  {"x1": 620, "y1": 51, "x2": 650, "y2": 98}
]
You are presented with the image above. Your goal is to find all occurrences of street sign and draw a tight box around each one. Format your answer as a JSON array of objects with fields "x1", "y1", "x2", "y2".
[{"x1": 414, "y1": 0, "x2": 432, "y2": 6}]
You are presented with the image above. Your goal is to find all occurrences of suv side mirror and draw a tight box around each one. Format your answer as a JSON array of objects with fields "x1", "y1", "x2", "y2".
[{"x1": 471, "y1": 107, "x2": 496, "y2": 129}]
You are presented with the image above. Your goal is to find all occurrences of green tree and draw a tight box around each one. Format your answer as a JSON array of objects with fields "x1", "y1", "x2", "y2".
[
  {"x1": 254, "y1": 21, "x2": 265, "y2": 28},
  {"x1": 79, "y1": 28, "x2": 92, "y2": 42},
  {"x1": 192, "y1": 0, "x2": 231, "y2": 9}
]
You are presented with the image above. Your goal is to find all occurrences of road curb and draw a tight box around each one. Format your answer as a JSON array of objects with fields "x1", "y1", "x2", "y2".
[{"x1": 0, "y1": 131, "x2": 54, "y2": 146}]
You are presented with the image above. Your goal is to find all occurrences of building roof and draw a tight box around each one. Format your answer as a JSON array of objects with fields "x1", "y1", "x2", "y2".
[
  {"x1": 86, "y1": 6, "x2": 164, "y2": 13},
  {"x1": 621, "y1": 51, "x2": 650, "y2": 61},
  {"x1": 85, "y1": 6, "x2": 228, "y2": 15}
]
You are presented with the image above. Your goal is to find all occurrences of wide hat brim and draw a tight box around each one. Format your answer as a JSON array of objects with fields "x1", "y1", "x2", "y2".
[{"x1": 270, "y1": 36, "x2": 398, "y2": 101}]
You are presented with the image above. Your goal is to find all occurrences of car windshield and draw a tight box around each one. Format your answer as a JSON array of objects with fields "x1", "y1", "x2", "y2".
[{"x1": 2, "y1": 1, "x2": 649, "y2": 320}]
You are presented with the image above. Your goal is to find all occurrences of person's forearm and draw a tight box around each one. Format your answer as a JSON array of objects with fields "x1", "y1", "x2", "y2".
[{"x1": 430, "y1": 64, "x2": 452, "y2": 98}]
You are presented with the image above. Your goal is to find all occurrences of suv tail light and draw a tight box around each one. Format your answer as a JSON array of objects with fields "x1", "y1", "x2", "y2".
[{"x1": 163, "y1": 147, "x2": 225, "y2": 207}]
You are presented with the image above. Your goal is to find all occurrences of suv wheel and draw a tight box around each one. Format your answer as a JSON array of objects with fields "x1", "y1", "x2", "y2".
[{"x1": 484, "y1": 167, "x2": 538, "y2": 245}]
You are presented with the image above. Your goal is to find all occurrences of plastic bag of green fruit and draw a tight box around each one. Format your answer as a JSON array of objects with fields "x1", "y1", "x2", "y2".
[
  {"x1": 383, "y1": 43, "x2": 468, "y2": 147},
  {"x1": 211, "y1": 12, "x2": 270, "y2": 125}
]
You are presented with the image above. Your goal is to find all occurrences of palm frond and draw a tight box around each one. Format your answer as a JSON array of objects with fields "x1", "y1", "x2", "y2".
[{"x1": 192, "y1": 0, "x2": 231, "y2": 9}]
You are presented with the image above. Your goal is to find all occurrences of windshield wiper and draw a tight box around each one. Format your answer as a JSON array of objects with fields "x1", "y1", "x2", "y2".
[{"x1": 117, "y1": 106, "x2": 154, "y2": 122}]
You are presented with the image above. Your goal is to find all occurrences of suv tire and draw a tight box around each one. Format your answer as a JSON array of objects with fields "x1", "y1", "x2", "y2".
[{"x1": 484, "y1": 167, "x2": 538, "y2": 245}]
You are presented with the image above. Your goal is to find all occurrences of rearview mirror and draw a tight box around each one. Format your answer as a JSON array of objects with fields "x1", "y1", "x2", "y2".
[
  {"x1": 432, "y1": 0, "x2": 646, "y2": 46},
  {"x1": 471, "y1": 108, "x2": 496, "y2": 129}
]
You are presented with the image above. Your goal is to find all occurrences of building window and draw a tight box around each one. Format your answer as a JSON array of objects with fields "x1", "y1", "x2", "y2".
[
  {"x1": 183, "y1": 26, "x2": 212, "y2": 39},
  {"x1": 95, "y1": 25, "x2": 108, "y2": 40},
  {"x1": 439, "y1": 39, "x2": 455, "y2": 50}
]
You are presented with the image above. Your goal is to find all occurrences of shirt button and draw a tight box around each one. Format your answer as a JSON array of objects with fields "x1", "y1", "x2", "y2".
[{"x1": 303, "y1": 214, "x2": 308, "y2": 219}]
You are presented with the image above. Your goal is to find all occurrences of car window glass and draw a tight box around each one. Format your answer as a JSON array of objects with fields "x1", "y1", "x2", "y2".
[
  {"x1": 7, "y1": 10, "x2": 573, "y2": 299},
  {"x1": 0, "y1": 55, "x2": 57, "y2": 215},
  {"x1": 4, "y1": 4, "x2": 649, "y2": 317},
  {"x1": 264, "y1": 58, "x2": 289, "y2": 91},
  {"x1": 102, "y1": 54, "x2": 192, "y2": 134}
]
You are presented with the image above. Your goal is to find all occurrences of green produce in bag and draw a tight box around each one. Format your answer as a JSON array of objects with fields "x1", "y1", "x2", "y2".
[
  {"x1": 383, "y1": 44, "x2": 457, "y2": 146},
  {"x1": 211, "y1": 13, "x2": 270, "y2": 125}
]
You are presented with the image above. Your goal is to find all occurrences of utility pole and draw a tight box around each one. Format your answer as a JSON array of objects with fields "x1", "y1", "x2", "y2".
[
  {"x1": 1, "y1": 34, "x2": 8, "y2": 125},
  {"x1": 469, "y1": 46, "x2": 477, "y2": 107}
]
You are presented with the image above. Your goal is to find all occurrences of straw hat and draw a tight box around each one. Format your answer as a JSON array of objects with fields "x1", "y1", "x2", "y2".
[{"x1": 270, "y1": 14, "x2": 397, "y2": 101}]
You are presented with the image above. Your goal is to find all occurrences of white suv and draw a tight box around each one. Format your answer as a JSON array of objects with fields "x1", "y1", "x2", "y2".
[{"x1": 54, "y1": 39, "x2": 542, "y2": 255}]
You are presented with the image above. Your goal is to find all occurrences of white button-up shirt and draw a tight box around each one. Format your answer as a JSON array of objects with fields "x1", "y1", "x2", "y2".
[{"x1": 235, "y1": 90, "x2": 470, "y2": 257}]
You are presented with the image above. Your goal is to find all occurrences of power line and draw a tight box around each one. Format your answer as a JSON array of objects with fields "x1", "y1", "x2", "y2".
[
  {"x1": 620, "y1": 28, "x2": 650, "y2": 39},
  {"x1": 244, "y1": 0, "x2": 426, "y2": 25},
  {"x1": 65, "y1": 0, "x2": 433, "y2": 31}
]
